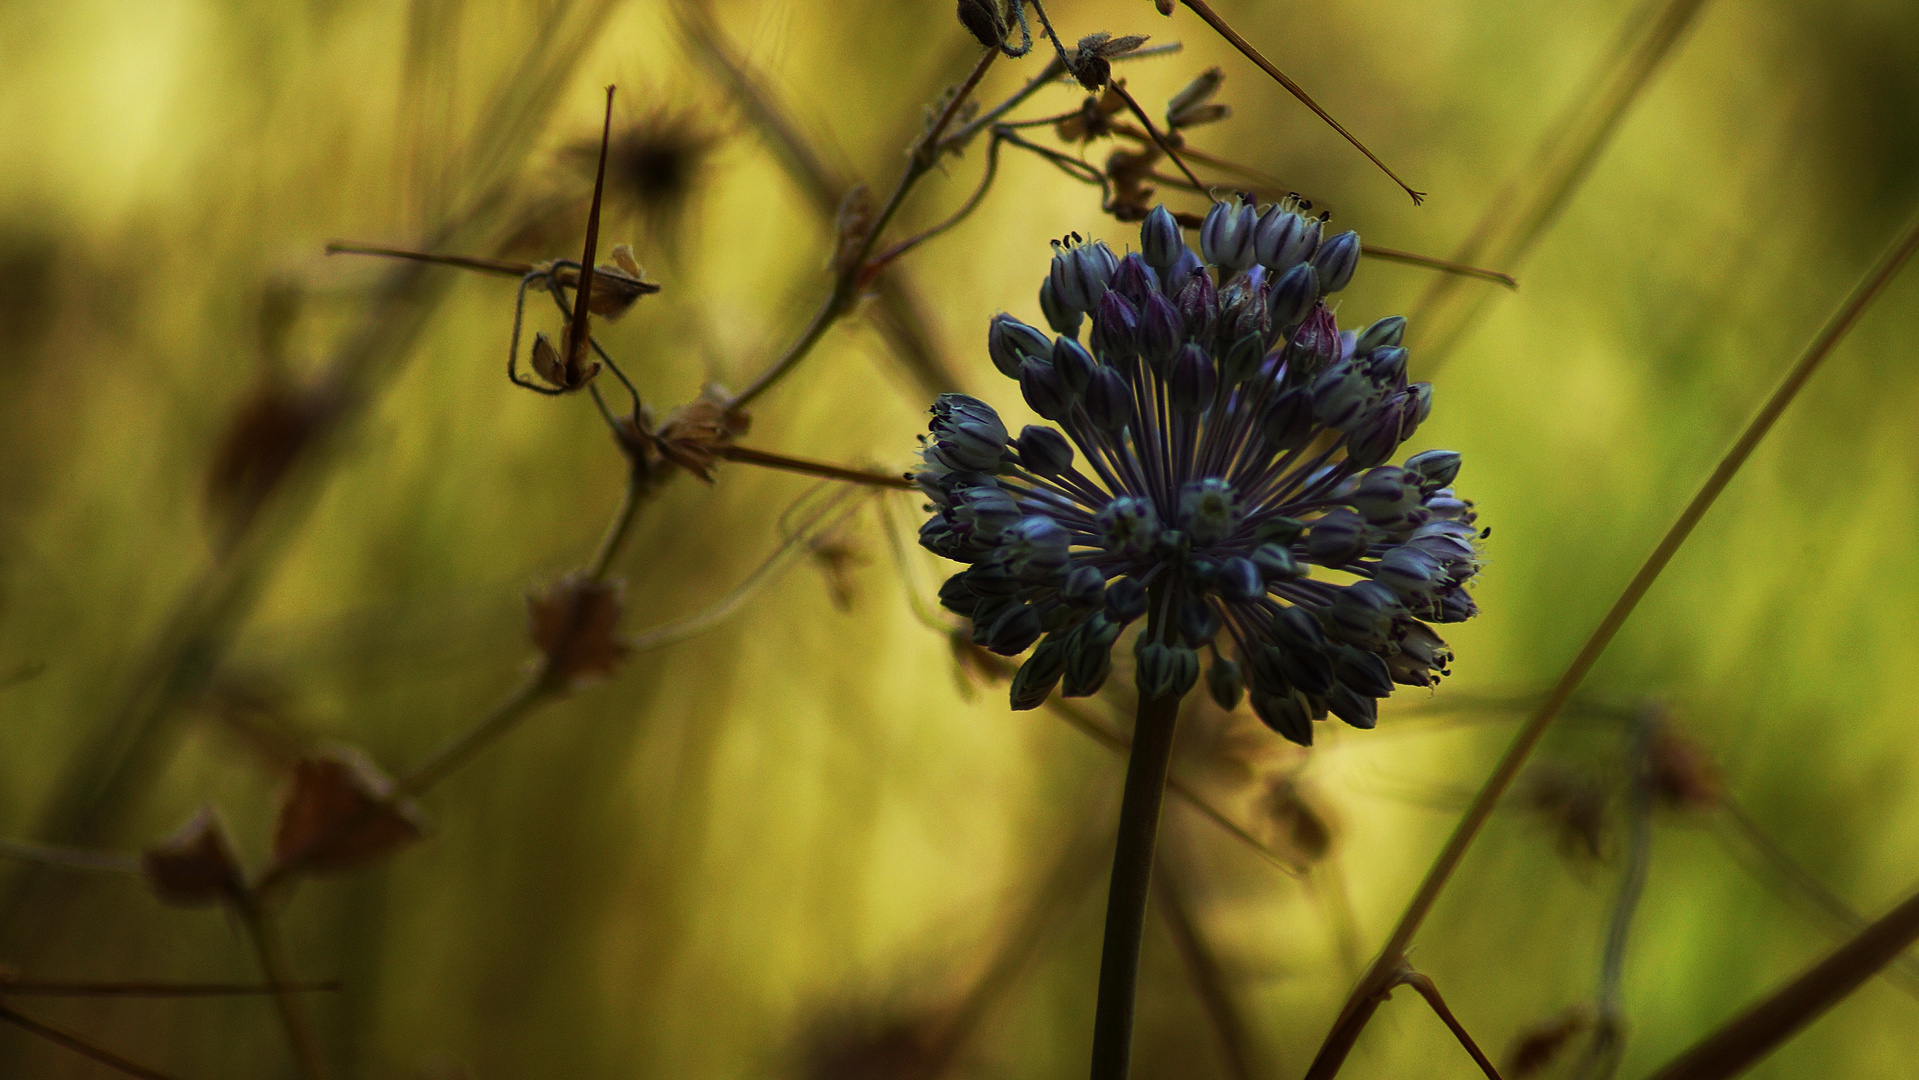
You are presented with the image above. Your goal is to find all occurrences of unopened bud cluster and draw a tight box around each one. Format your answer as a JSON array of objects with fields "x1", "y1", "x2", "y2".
[{"x1": 916, "y1": 201, "x2": 1482, "y2": 744}]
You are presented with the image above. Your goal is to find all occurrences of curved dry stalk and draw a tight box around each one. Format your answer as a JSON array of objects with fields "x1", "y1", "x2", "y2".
[
  {"x1": 0, "y1": 0, "x2": 627, "y2": 931},
  {"x1": 1304, "y1": 206, "x2": 1919, "y2": 1080},
  {"x1": 1413, "y1": 0, "x2": 1715, "y2": 374},
  {"x1": 0, "y1": 840, "x2": 140, "y2": 875},
  {"x1": 1175, "y1": 0, "x2": 1423, "y2": 204},
  {"x1": 237, "y1": 898, "x2": 330, "y2": 1080},
  {"x1": 0, "y1": 1006, "x2": 184, "y2": 1080},
  {"x1": 1643, "y1": 878, "x2": 1919, "y2": 1080}
]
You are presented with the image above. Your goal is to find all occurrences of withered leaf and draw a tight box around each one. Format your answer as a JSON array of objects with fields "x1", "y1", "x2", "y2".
[
  {"x1": 528, "y1": 330, "x2": 601, "y2": 392},
  {"x1": 652, "y1": 384, "x2": 750, "y2": 481},
  {"x1": 528, "y1": 573, "x2": 631, "y2": 685},
  {"x1": 143, "y1": 806, "x2": 245, "y2": 907},
  {"x1": 269, "y1": 751, "x2": 423, "y2": 878}
]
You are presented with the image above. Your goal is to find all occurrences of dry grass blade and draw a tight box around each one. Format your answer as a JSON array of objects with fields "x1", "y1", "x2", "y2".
[
  {"x1": 1412, "y1": 0, "x2": 1715, "y2": 374},
  {"x1": 0, "y1": 1007, "x2": 186, "y2": 1080},
  {"x1": 1643, "y1": 881, "x2": 1919, "y2": 1080},
  {"x1": 1305, "y1": 206, "x2": 1919, "y2": 1080},
  {"x1": 1176, "y1": 0, "x2": 1424, "y2": 204}
]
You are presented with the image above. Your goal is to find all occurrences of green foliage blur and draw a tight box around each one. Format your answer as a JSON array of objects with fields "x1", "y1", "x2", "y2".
[{"x1": 1, "y1": 0, "x2": 1916, "y2": 1077}]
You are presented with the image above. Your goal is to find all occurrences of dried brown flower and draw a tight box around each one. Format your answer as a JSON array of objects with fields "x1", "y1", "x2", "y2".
[
  {"x1": 268, "y1": 751, "x2": 424, "y2": 878},
  {"x1": 652, "y1": 384, "x2": 751, "y2": 481},
  {"x1": 528, "y1": 573, "x2": 631, "y2": 685},
  {"x1": 143, "y1": 806, "x2": 246, "y2": 907}
]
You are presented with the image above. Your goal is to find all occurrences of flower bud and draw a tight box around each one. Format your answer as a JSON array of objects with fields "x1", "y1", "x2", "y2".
[
  {"x1": 1062, "y1": 615, "x2": 1118, "y2": 696},
  {"x1": 1016, "y1": 424, "x2": 1074, "y2": 475},
  {"x1": 1039, "y1": 276, "x2": 1083, "y2": 337},
  {"x1": 1405, "y1": 449, "x2": 1462, "y2": 492},
  {"x1": 1135, "y1": 638, "x2": 1200, "y2": 698},
  {"x1": 1313, "y1": 230, "x2": 1360, "y2": 293},
  {"x1": 1285, "y1": 305, "x2": 1341, "y2": 381},
  {"x1": 1304, "y1": 508, "x2": 1368, "y2": 565},
  {"x1": 1161, "y1": 248, "x2": 1204, "y2": 298},
  {"x1": 1252, "y1": 688, "x2": 1313, "y2": 745},
  {"x1": 1330, "y1": 644, "x2": 1395, "y2": 698},
  {"x1": 1062, "y1": 564, "x2": 1107, "y2": 607},
  {"x1": 1083, "y1": 366, "x2": 1133, "y2": 433},
  {"x1": 1139, "y1": 292, "x2": 1182, "y2": 371},
  {"x1": 1251, "y1": 542, "x2": 1299, "y2": 581},
  {"x1": 1327, "y1": 579, "x2": 1401, "y2": 649},
  {"x1": 1174, "y1": 268, "x2": 1217, "y2": 341},
  {"x1": 1167, "y1": 342, "x2": 1217, "y2": 415},
  {"x1": 1374, "y1": 545, "x2": 1448, "y2": 606},
  {"x1": 1177, "y1": 600, "x2": 1222, "y2": 646},
  {"x1": 937, "y1": 572, "x2": 978, "y2": 616},
  {"x1": 1112, "y1": 252, "x2": 1160, "y2": 309},
  {"x1": 1217, "y1": 555, "x2": 1264, "y2": 600},
  {"x1": 1270, "y1": 603, "x2": 1327, "y2": 652},
  {"x1": 983, "y1": 602, "x2": 1043, "y2": 655},
  {"x1": 1104, "y1": 576, "x2": 1149, "y2": 622},
  {"x1": 1207, "y1": 656, "x2": 1244, "y2": 711},
  {"x1": 1097, "y1": 496, "x2": 1162, "y2": 556},
  {"x1": 1200, "y1": 197, "x2": 1257, "y2": 272},
  {"x1": 927, "y1": 394, "x2": 1009, "y2": 472},
  {"x1": 1177, "y1": 478, "x2": 1239, "y2": 544},
  {"x1": 1349, "y1": 466, "x2": 1421, "y2": 527},
  {"x1": 1091, "y1": 289, "x2": 1141, "y2": 361},
  {"x1": 1266, "y1": 264, "x2": 1319, "y2": 335},
  {"x1": 1010, "y1": 636, "x2": 1068, "y2": 709},
  {"x1": 1366, "y1": 346, "x2": 1408, "y2": 387},
  {"x1": 1355, "y1": 315, "x2": 1405, "y2": 356},
  {"x1": 1140, "y1": 204, "x2": 1185, "y2": 271},
  {"x1": 1262, "y1": 385, "x2": 1317, "y2": 452},
  {"x1": 1052, "y1": 335, "x2": 1097, "y2": 394},
  {"x1": 1325, "y1": 682, "x2": 1379, "y2": 729},
  {"x1": 1253, "y1": 516, "x2": 1306, "y2": 544},
  {"x1": 1252, "y1": 205, "x2": 1319, "y2": 273},
  {"x1": 1019, "y1": 357, "x2": 1072, "y2": 421},
  {"x1": 988, "y1": 313, "x2": 1053, "y2": 379},
  {"x1": 1310, "y1": 357, "x2": 1376, "y2": 432}
]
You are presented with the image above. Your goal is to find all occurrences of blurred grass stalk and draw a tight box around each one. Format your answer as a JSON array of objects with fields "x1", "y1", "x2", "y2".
[{"x1": 0, "y1": 0, "x2": 625, "y2": 927}]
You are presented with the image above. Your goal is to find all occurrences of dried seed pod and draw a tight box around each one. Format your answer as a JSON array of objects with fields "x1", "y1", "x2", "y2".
[
  {"x1": 268, "y1": 750, "x2": 424, "y2": 879},
  {"x1": 528, "y1": 573, "x2": 632, "y2": 685},
  {"x1": 143, "y1": 806, "x2": 245, "y2": 907}
]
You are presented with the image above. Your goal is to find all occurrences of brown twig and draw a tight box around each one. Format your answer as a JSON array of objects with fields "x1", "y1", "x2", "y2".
[
  {"x1": 1304, "y1": 204, "x2": 1919, "y2": 1080},
  {"x1": 0, "y1": 978, "x2": 339, "y2": 997},
  {"x1": 1643, "y1": 879, "x2": 1919, "y2": 1080},
  {"x1": 1107, "y1": 80, "x2": 1205, "y2": 192},
  {"x1": 1400, "y1": 969, "x2": 1505, "y2": 1080},
  {"x1": 237, "y1": 897, "x2": 331, "y2": 1080},
  {"x1": 1176, "y1": 0, "x2": 1424, "y2": 204},
  {"x1": 0, "y1": 1006, "x2": 184, "y2": 1080},
  {"x1": 718, "y1": 445, "x2": 916, "y2": 489}
]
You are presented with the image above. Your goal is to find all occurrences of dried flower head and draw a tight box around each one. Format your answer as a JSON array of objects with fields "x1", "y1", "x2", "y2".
[
  {"x1": 566, "y1": 106, "x2": 720, "y2": 257},
  {"x1": 915, "y1": 201, "x2": 1482, "y2": 744}
]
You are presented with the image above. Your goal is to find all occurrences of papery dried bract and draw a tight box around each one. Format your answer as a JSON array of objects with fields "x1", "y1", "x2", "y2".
[
  {"x1": 528, "y1": 573, "x2": 632, "y2": 684},
  {"x1": 143, "y1": 805, "x2": 245, "y2": 907},
  {"x1": 529, "y1": 329, "x2": 601, "y2": 391},
  {"x1": 269, "y1": 751, "x2": 424, "y2": 878},
  {"x1": 653, "y1": 384, "x2": 751, "y2": 480}
]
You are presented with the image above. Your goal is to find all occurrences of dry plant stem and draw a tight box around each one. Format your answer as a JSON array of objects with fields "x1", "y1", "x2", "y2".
[
  {"x1": 718, "y1": 445, "x2": 916, "y2": 489},
  {"x1": 726, "y1": 47, "x2": 997, "y2": 413},
  {"x1": 1106, "y1": 81, "x2": 1206, "y2": 192},
  {"x1": 0, "y1": 1006, "x2": 183, "y2": 1080},
  {"x1": 1644, "y1": 879, "x2": 1919, "y2": 1080},
  {"x1": 1412, "y1": 0, "x2": 1713, "y2": 373},
  {"x1": 237, "y1": 897, "x2": 331, "y2": 1080},
  {"x1": 1362, "y1": 246, "x2": 1518, "y2": 288},
  {"x1": 0, "y1": 840, "x2": 139, "y2": 874},
  {"x1": 2, "y1": 980, "x2": 337, "y2": 997},
  {"x1": 1400, "y1": 972, "x2": 1505, "y2": 1080},
  {"x1": 323, "y1": 242, "x2": 534, "y2": 278},
  {"x1": 399, "y1": 468, "x2": 646, "y2": 797},
  {"x1": 1571, "y1": 717, "x2": 1658, "y2": 1080},
  {"x1": 0, "y1": 0, "x2": 624, "y2": 932},
  {"x1": 1154, "y1": 859, "x2": 1259, "y2": 1080},
  {"x1": 1089, "y1": 688, "x2": 1184, "y2": 1080},
  {"x1": 1303, "y1": 207, "x2": 1919, "y2": 1080},
  {"x1": 1716, "y1": 797, "x2": 1919, "y2": 996},
  {"x1": 1175, "y1": 0, "x2": 1423, "y2": 204}
]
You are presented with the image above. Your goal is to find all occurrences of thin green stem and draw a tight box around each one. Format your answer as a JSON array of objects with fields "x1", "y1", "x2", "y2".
[
  {"x1": 726, "y1": 47, "x2": 997, "y2": 413},
  {"x1": 1089, "y1": 686, "x2": 1184, "y2": 1080},
  {"x1": 1303, "y1": 205, "x2": 1919, "y2": 1080},
  {"x1": 238, "y1": 898, "x2": 331, "y2": 1080}
]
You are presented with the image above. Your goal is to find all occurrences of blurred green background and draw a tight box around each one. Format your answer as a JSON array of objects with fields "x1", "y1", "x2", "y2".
[{"x1": 1, "y1": 0, "x2": 1917, "y2": 1077}]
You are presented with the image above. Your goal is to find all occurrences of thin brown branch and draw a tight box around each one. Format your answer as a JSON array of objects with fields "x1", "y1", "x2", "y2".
[
  {"x1": 1401, "y1": 970, "x2": 1505, "y2": 1080},
  {"x1": 1107, "y1": 81, "x2": 1205, "y2": 192},
  {"x1": 727, "y1": 47, "x2": 997, "y2": 412},
  {"x1": 324, "y1": 242, "x2": 534, "y2": 278},
  {"x1": 1362, "y1": 246, "x2": 1518, "y2": 288},
  {"x1": 1177, "y1": 0, "x2": 1424, "y2": 204},
  {"x1": 0, "y1": 839, "x2": 141, "y2": 874},
  {"x1": 1156, "y1": 859, "x2": 1261, "y2": 1080},
  {"x1": 0, "y1": 1006, "x2": 184, "y2": 1080},
  {"x1": 0, "y1": 979, "x2": 339, "y2": 997},
  {"x1": 237, "y1": 898, "x2": 331, "y2": 1080},
  {"x1": 719, "y1": 445, "x2": 916, "y2": 489},
  {"x1": 1305, "y1": 204, "x2": 1919, "y2": 1080},
  {"x1": 1413, "y1": 0, "x2": 1714, "y2": 374},
  {"x1": 1644, "y1": 879, "x2": 1919, "y2": 1080}
]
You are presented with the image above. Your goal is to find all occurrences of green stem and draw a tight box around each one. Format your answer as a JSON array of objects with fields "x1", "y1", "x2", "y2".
[
  {"x1": 238, "y1": 898, "x2": 331, "y2": 1080},
  {"x1": 1088, "y1": 687, "x2": 1183, "y2": 1080}
]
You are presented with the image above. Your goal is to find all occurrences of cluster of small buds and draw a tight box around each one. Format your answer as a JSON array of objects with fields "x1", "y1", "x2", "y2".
[{"x1": 915, "y1": 201, "x2": 1482, "y2": 745}]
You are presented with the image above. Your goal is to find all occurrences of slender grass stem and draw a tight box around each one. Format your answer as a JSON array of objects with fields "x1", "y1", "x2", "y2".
[
  {"x1": 1303, "y1": 206, "x2": 1919, "y2": 1080},
  {"x1": 717, "y1": 445, "x2": 916, "y2": 489},
  {"x1": 1089, "y1": 687, "x2": 1183, "y2": 1080},
  {"x1": 237, "y1": 898, "x2": 331, "y2": 1080},
  {"x1": 0, "y1": 1006, "x2": 183, "y2": 1080},
  {"x1": 726, "y1": 47, "x2": 997, "y2": 413}
]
